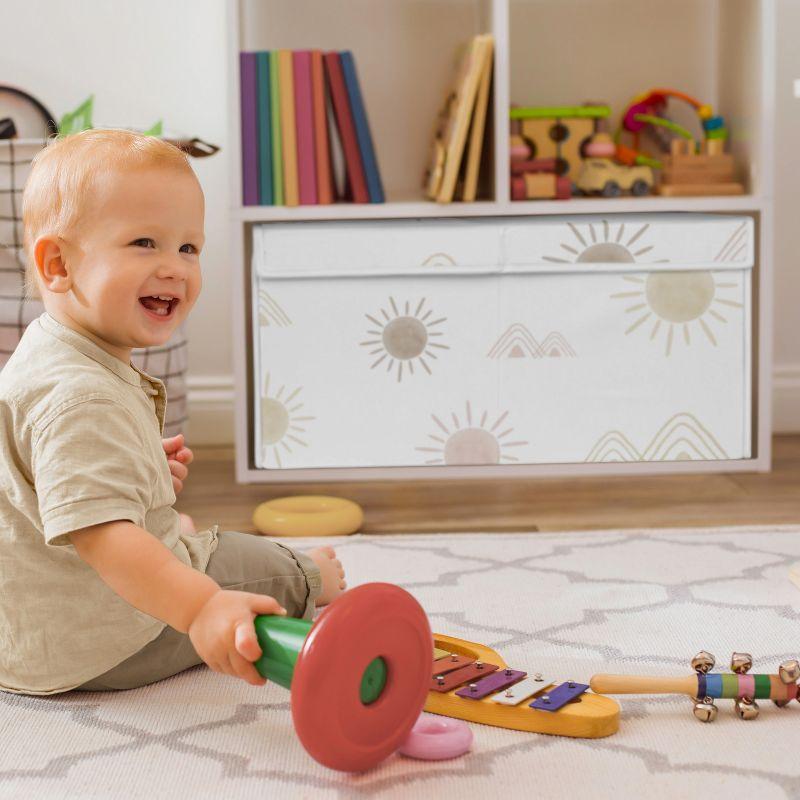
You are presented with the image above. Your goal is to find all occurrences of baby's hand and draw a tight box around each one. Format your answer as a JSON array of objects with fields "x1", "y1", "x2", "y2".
[
  {"x1": 187, "y1": 589, "x2": 287, "y2": 685},
  {"x1": 162, "y1": 433, "x2": 194, "y2": 494}
]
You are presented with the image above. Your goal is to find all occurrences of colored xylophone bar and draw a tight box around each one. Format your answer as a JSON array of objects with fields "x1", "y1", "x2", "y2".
[
  {"x1": 431, "y1": 653, "x2": 588, "y2": 712},
  {"x1": 699, "y1": 673, "x2": 799, "y2": 702}
]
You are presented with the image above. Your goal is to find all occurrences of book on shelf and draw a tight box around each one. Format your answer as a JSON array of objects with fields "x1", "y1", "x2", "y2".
[
  {"x1": 269, "y1": 50, "x2": 284, "y2": 205},
  {"x1": 239, "y1": 48, "x2": 382, "y2": 206},
  {"x1": 278, "y1": 49, "x2": 300, "y2": 206},
  {"x1": 255, "y1": 52, "x2": 273, "y2": 205},
  {"x1": 424, "y1": 33, "x2": 494, "y2": 204},
  {"x1": 311, "y1": 50, "x2": 335, "y2": 204},
  {"x1": 293, "y1": 50, "x2": 318, "y2": 205},
  {"x1": 460, "y1": 35, "x2": 493, "y2": 202},
  {"x1": 239, "y1": 52, "x2": 258, "y2": 206},
  {"x1": 340, "y1": 50, "x2": 385, "y2": 203},
  {"x1": 323, "y1": 51, "x2": 369, "y2": 204}
]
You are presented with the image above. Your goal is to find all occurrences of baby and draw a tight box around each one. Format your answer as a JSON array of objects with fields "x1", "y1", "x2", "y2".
[{"x1": 0, "y1": 129, "x2": 346, "y2": 695}]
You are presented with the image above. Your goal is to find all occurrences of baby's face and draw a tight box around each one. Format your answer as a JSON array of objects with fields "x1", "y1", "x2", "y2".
[{"x1": 59, "y1": 166, "x2": 204, "y2": 357}]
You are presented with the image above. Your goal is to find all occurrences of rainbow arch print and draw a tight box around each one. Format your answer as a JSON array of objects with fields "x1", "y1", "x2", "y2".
[
  {"x1": 487, "y1": 323, "x2": 576, "y2": 359},
  {"x1": 585, "y1": 412, "x2": 729, "y2": 462}
]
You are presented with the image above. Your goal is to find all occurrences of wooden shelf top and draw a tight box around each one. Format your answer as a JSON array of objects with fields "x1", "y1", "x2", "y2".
[{"x1": 234, "y1": 193, "x2": 767, "y2": 223}]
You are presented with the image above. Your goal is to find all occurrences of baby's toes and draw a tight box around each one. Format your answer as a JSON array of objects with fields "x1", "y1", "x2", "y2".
[{"x1": 321, "y1": 545, "x2": 336, "y2": 559}]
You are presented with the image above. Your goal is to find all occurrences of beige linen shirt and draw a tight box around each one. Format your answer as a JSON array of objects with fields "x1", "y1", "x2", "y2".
[{"x1": 0, "y1": 313, "x2": 217, "y2": 694}]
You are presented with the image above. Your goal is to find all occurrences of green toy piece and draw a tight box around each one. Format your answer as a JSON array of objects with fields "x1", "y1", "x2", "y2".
[
  {"x1": 510, "y1": 105, "x2": 610, "y2": 120},
  {"x1": 58, "y1": 95, "x2": 94, "y2": 137},
  {"x1": 143, "y1": 119, "x2": 164, "y2": 137},
  {"x1": 58, "y1": 98, "x2": 166, "y2": 140},
  {"x1": 253, "y1": 613, "x2": 388, "y2": 704}
]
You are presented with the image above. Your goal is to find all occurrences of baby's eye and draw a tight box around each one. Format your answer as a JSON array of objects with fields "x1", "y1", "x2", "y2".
[
  {"x1": 132, "y1": 238, "x2": 155, "y2": 248},
  {"x1": 180, "y1": 243, "x2": 198, "y2": 255}
]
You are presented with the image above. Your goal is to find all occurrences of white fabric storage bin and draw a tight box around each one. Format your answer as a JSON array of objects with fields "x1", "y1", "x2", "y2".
[{"x1": 251, "y1": 214, "x2": 753, "y2": 472}]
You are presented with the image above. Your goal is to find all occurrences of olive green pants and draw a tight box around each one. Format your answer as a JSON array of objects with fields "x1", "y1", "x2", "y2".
[{"x1": 76, "y1": 531, "x2": 322, "y2": 691}]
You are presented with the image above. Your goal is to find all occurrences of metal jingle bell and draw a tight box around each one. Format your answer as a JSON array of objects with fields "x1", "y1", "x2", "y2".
[
  {"x1": 778, "y1": 659, "x2": 800, "y2": 684},
  {"x1": 692, "y1": 698, "x2": 718, "y2": 723},
  {"x1": 691, "y1": 651, "x2": 716, "y2": 674},
  {"x1": 730, "y1": 652, "x2": 753, "y2": 674},
  {"x1": 735, "y1": 697, "x2": 760, "y2": 720}
]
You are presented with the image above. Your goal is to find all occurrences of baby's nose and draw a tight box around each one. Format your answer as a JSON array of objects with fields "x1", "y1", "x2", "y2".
[{"x1": 157, "y1": 253, "x2": 188, "y2": 278}]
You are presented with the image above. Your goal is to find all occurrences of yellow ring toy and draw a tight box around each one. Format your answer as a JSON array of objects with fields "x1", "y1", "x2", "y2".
[{"x1": 252, "y1": 495, "x2": 364, "y2": 537}]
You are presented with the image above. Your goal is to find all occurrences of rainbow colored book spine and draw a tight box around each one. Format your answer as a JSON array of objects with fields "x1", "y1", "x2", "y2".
[
  {"x1": 278, "y1": 49, "x2": 300, "y2": 207},
  {"x1": 324, "y1": 51, "x2": 369, "y2": 204},
  {"x1": 293, "y1": 50, "x2": 318, "y2": 205},
  {"x1": 269, "y1": 50, "x2": 284, "y2": 206},
  {"x1": 256, "y1": 51, "x2": 273, "y2": 205},
  {"x1": 340, "y1": 50, "x2": 384, "y2": 203},
  {"x1": 239, "y1": 52, "x2": 258, "y2": 206},
  {"x1": 311, "y1": 50, "x2": 335, "y2": 204}
]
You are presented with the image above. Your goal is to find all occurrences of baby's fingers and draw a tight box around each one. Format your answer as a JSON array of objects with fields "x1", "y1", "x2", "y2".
[
  {"x1": 228, "y1": 650, "x2": 266, "y2": 686},
  {"x1": 176, "y1": 446, "x2": 194, "y2": 465},
  {"x1": 234, "y1": 621, "x2": 263, "y2": 662},
  {"x1": 168, "y1": 459, "x2": 189, "y2": 481},
  {"x1": 249, "y1": 594, "x2": 287, "y2": 617}
]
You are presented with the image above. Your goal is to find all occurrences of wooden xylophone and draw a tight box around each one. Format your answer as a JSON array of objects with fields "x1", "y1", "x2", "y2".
[{"x1": 425, "y1": 634, "x2": 619, "y2": 738}]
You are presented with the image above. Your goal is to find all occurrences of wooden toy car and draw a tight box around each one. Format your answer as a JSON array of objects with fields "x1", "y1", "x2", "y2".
[{"x1": 576, "y1": 159, "x2": 654, "y2": 197}]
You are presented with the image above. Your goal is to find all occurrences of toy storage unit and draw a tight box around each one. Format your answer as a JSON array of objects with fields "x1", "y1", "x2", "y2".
[{"x1": 249, "y1": 213, "x2": 753, "y2": 481}]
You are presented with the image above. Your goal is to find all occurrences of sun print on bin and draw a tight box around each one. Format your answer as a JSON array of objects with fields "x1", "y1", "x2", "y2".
[
  {"x1": 260, "y1": 373, "x2": 315, "y2": 468},
  {"x1": 360, "y1": 297, "x2": 449, "y2": 382},
  {"x1": 416, "y1": 402, "x2": 528, "y2": 465},
  {"x1": 607, "y1": 222, "x2": 746, "y2": 356},
  {"x1": 543, "y1": 219, "x2": 664, "y2": 265},
  {"x1": 543, "y1": 219, "x2": 745, "y2": 357}
]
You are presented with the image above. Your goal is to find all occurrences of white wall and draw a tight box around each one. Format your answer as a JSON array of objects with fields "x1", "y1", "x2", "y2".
[
  {"x1": 772, "y1": 0, "x2": 800, "y2": 432},
  {"x1": 0, "y1": 0, "x2": 235, "y2": 443},
  {"x1": 2, "y1": 0, "x2": 799, "y2": 444}
]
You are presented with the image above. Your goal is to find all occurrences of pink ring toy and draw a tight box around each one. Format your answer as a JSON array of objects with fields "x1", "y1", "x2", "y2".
[{"x1": 397, "y1": 714, "x2": 473, "y2": 761}]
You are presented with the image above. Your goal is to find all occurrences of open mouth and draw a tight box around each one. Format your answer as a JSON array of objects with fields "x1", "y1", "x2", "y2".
[{"x1": 139, "y1": 295, "x2": 179, "y2": 320}]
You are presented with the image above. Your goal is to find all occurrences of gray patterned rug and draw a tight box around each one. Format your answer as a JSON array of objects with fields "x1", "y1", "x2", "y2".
[{"x1": 2, "y1": 526, "x2": 800, "y2": 800}]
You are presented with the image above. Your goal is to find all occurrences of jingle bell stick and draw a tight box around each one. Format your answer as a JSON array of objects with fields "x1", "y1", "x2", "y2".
[{"x1": 590, "y1": 672, "x2": 799, "y2": 702}]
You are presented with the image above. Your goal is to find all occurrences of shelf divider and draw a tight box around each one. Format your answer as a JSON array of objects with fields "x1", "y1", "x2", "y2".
[{"x1": 490, "y1": 0, "x2": 510, "y2": 204}]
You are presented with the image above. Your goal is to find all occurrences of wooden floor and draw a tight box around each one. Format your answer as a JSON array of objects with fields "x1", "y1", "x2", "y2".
[{"x1": 175, "y1": 435, "x2": 800, "y2": 534}]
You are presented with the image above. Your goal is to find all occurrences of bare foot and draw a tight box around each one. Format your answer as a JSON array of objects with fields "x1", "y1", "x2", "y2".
[
  {"x1": 305, "y1": 545, "x2": 347, "y2": 606},
  {"x1": 179, "y1": 513, "x2": 196, "y2": 536}
]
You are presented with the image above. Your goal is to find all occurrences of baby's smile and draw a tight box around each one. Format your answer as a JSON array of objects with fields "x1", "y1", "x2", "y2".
[{"x1": 139, "y1": 294, "x2": 180, "y2": 320}]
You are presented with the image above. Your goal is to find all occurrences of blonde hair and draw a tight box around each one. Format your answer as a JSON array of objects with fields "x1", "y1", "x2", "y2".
[{"x1": 22, "y1": 128, "x2": 194, "y2": 299}]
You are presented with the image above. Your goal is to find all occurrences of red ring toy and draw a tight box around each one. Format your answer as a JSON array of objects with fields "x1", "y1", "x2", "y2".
[{"x1": 291, "y1": 583, "x2": 432, "y2": 772}]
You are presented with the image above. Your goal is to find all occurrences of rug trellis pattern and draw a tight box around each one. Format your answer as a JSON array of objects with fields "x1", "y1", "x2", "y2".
[{"x1": 2, "y1": 526, "x2": 800, "y2": 799}]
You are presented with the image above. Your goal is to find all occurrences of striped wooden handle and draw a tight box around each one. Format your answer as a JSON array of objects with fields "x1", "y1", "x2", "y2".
[
  {"x1": 590, "y1": 674, "x2": 698, "y2": 696},
  {"x1": 591, "y1": 673, "x2": 799, "y2": 702}
]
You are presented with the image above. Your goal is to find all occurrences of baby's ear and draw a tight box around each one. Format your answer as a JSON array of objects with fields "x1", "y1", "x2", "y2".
[{"x1": 34, "y1": 235, "x2": 71, "y2": 293}]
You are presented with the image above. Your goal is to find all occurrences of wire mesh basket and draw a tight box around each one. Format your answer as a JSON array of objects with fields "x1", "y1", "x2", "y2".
[{"x1": 0, "y1": 137, "x2": 188, "y2": 435}]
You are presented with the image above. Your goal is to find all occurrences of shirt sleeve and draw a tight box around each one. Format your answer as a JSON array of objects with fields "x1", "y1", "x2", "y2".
[{"x1": 31, "y1": 397, "x2": 154, "y2": 547}]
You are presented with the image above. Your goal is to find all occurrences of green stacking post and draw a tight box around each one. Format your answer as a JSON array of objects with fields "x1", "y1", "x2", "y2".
[
  {"x1": 253, "y1": 615, "x2": 313, "y2": 690},
  {"x1": 253, "y1": 614, "x2": 388, "y2": 703}
]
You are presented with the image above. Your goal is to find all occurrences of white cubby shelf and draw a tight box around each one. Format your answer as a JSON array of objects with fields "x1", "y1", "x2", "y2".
[{"x1": 228, "y1": 0, "x2": 775, "y2": 483}]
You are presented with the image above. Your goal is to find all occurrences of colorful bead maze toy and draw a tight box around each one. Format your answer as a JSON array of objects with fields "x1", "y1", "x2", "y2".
[
  {"x1": 426, "y1": 634, "x2": 619, "y2": 738},
  {"x1": 616, "y1": 88, "x2": 744, "y2": 197},
  {"x1": 591, "y1": 651, "x2": 800, "y2": 722}
]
